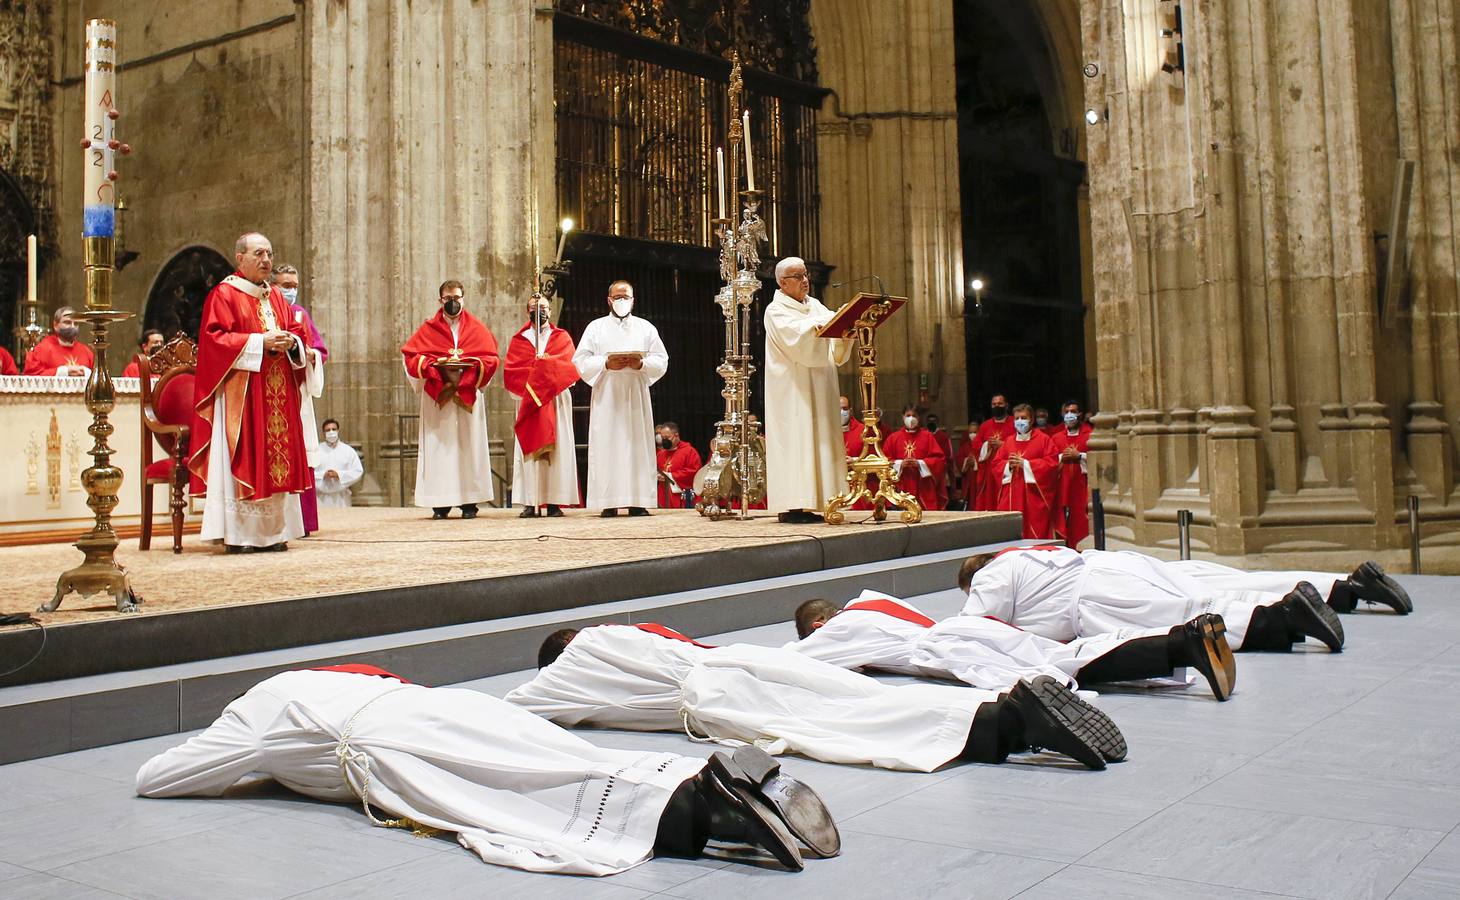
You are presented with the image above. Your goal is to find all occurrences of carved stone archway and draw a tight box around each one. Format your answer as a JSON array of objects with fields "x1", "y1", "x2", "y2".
[{"x1": 143, "y1": 246, "x2": 233, "y2": 341}]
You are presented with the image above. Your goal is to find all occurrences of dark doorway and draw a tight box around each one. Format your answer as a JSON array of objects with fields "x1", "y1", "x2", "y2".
[
  {"x1": 955, "y1": 0, "x2": 1088, "y2": 421},
  {"x1": 144, "y1": 246, "x2": 233, "y2": 341},
  {"x1": 0, "y1": 167, "x2": 37, "y2": 361}
]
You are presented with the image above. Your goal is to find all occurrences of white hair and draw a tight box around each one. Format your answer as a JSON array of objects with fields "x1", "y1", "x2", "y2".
[{"x1": 775, "y1": 257, "x2": 806, "y2": 280}]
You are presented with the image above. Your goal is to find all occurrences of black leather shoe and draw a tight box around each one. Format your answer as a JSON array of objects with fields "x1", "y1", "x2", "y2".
[
  {"x1": 1278, "y1": 582, "x2": 1345, "y2": 651},
  {"x1": 1341, "y1": 561, "x2": 1412, "y2": 614},
  {"x1": 1180, "y1": 614, "x2": 1236, "y2": 701},
  {"x1": 628, "y1": 507, "x2": 650, "y2": 516},
  {"x1": 265, "y1": 542, "x2": 288, "y2": 552},
  {"x1": 519, "y1": 506, "x2": 538, "y2": 518},
  {"x1": 700, "y1": 757, "x2": 804, "y2": 871},
  {"x1": 1006, "y1": 676, "x2": 1124, "y2": 769},
  {"x1": 709, "y1": 746, "x2": 840, "y2": 859},
  {"x1": 224, "y1": 544, "x2": 244, "y2": 555},
  {"x1": 431, "y1": 508, "x2": 449, "y2": 520},
  {"x1": 599, "y1": 508, "x2": 619, "y2": 518},
  {"x1": 546, "y1": 505, "x2": 564, "y2": 517},
  {"x1": 460, "y1": 504, "x2": 478, "y2": 519}
]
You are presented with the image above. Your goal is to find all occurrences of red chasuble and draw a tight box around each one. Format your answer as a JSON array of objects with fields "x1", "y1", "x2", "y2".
[
  {"x1": 122, "y1": 357, "x2": 141, "y2": 377},
  {"x1": 188, "y1": 275, "x2": 313, "y2": 502},
  {"x1": 400, "y1": 310, "x2": 500, "y2": 411},
  {"x1": 882, "y1": 427, "x2": 946, "y2": 511},
  {"x1": 503, "y1": 324, "x2": 579, "y2": 460},
  {"x1": 991, "y1": 430, "x2": 1059, "y2": 539},
  {"x1": 0, "y1": 347, "x2": 16, "y2": 376},
  {"x1": 656, "y1": 441, "x2": 703, "y2": 508},
  {"x1": 969, "y1": 417, "x2": 1016, "y2": 511},
  {"x1": 1049, "y1": 423, "x2": 1093, "y2": 547},
  {"x1": 22, "y1": 334, "x2": 95, "y2": 376}
]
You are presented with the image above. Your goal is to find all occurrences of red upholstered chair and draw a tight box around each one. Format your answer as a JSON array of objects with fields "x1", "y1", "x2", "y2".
[{"x1": 139, "y1": 337, "x2": 197, "y2": 553}]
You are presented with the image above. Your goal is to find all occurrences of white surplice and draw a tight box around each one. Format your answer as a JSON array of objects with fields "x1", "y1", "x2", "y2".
[
  {"x1": 313, "y1": 439, "x2": 364, "y2": 507},
  {"x1": 509, "y1": 323, "x2": 579, "y2": 507},
  {"x1": 574, "y1": 314, "x2": 667, "y2": 509},
  {"x1": 763, "y1": 290, "x2": 853, "y2": 512},
  {"x1": 783, "y1": 590, "x2": 938, "y2": 676},
  {"x1": 506, "y1": 625, "x2": 991, "y2": 773},
  {"x1": 1168, "y1": 559, "x2": 1342, "y2": 598},
  {"x1": 406, "y1": 318, "x2": 494, "y2": 508},
  {"x1": 135, "y1": 669, "x2": 704, "y2": 877},
  {"x1": 961, "y1": 547, "x2": 1287, "y2": 649}
]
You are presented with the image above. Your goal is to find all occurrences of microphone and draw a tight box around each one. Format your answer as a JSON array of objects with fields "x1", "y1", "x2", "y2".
[{"x1": 830, "y1": 274, "x2": 888, "y2": 297}]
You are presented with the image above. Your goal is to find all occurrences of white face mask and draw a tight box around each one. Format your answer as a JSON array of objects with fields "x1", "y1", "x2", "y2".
[
  {"x1": 1063, "y1": 412, "x2": 1080, "y2": 426},
  {"x1": 904, "y1": 415, "x2": 919, "y2": 430},
  {"x1": 611, "y1": 298, "x2": 633, "y2": 318},
  {"x1": 324, "y1": 430, "x2": 339, "y2": 444},
  {"x1": 840, "y1": 409, "x2": 851, "y2": 426},
  {"x1": 1014, "y1": 418, "x2": 1032, "y2": 435},
  {"x1": 280, "y1": 287, "x2": 299, "y2": 304}
]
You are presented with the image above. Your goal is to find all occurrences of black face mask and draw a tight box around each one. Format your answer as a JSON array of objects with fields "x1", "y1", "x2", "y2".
[
  {"x1": 531, "y1": 307, "x2": 547, "y2": 325},
  {"x1": 443, "y1": 299, "x2": 462, "y2": 316},
  {"x1": 926, "y1": 418, "x2": 940, "y2": 432},
  {"x1": 991, "y1": 404, "x2": 1007, "y2": 418}
]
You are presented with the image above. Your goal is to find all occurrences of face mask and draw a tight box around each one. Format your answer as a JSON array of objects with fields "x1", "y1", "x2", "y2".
[
  {"x1": 927, "y1": 418, "x2": 940, "y2": 432},
  {"x1": 655, "y1": 434, "x2": 666, "y2": 447},
  {"x1": 1014, "y1": 419, "x2": 1032, "y2": 435},
  {"x1": 324, "y1": 430, "x2": 339, "y2": 444},
  {"x1": 443, "y1": 299, "x2": 462, "y2": 317},
  {"x1": 991, "y1": 404, "x2": 1007, "y2": 418},
  {"x1": 1063, "y1": 412, "x2": 1080, "y2": 426},
  {"x1": 531, "y1": 306, "x2": 548, "y2": 325},
  {"x1": 280, "y1": 288, "x2": 299, "y2": 304},
  {"x1": 904, "y1": 415, "x2": 919, "y2": 430},
  {"x1": 840, "y1": 409, "x2": 851, "y2": 426},
  {"x1": 58, "y1": 325, "x2": 80, "y2": 342},
  {"x1": 1035, "y1": 416, "x2": 1048, "y2": 427},
  {"x1": 611, "y1": 298, "x2": 633, "y2": 318}
]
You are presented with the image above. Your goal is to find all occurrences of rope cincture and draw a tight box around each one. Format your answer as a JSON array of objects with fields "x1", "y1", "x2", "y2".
[{"x1": 334, "y1": 685, "x2": 445, "y2": 839}]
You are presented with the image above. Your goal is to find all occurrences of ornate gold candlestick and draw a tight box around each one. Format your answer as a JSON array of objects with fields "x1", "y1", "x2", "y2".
[{"x1": 45, "y1": 18, "x2": 140, "y2": 613}]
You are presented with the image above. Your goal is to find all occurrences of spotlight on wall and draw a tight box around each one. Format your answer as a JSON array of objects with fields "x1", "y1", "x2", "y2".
[
  {"x1": 1085, "y1": 108, "x2": 1101, "y2": 125},
  {"x1": 966, "y1": 277, "x2": 987, "y2": 316},
  {"x1": 1083, "y1": 63, "x2": 1100, "y2": 78},
  {"x1": 969, "y1": 278, "x2": 984, "y2": 292}
]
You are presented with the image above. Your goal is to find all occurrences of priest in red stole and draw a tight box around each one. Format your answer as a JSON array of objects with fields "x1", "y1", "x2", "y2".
[
  {"x1": 655, "y1": 422, "x2": 702, "y2": 508},
  {"x1": 883, "y1": 406, "x2": 946, "y2": 511},
  {"x1": 991, "y1": 404, "x2": 1059, "y2": 539},
  {"x1": 401, "y1": 280, "x2": 500, "y2": 519},
  {"x1": 23, "y1": 307, "x2": 96, "y2": 376},
  {"x1": 122, "y1": 329, "x2": 165, "y2": 378},
  {"x1": 188, "y1": 233, "x2": 314, "y2": 552},
  {"x1": 504, "y1": 295, "x2": 579, "y2": 517},
  {"x1": 1050, "y1": 400, "x2": 1093, "y2": 547},
  {"x1": 969, "y1": 393, "x2": 1015, "y2": 510}
]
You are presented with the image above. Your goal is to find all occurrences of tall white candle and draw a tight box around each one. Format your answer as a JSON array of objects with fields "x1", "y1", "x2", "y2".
[
  {"x1": 27, "y1": 234, "x2": 36, "y2": 302},
  {"x1": 742, "y1": 110, "x2": 755, "y2": 192},
  {"x1": 554, "y1": 217, "x2": 573, "y2": 264},
  {"x1": 716, "y1": 147, "x2": 726, "y2": 219},
  {"x1": 82, "y1": 19, "x2": 118, "y2": 238}
]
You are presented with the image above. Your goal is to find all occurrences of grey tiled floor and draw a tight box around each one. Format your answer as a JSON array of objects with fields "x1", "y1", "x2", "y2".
[{"x1": 3, "y1": 576, "x2": 1457, "y2": 899}]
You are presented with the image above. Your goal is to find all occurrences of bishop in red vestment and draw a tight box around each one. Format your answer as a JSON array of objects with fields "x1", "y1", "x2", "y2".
[
  {"x1": 969, "y1": 394, "x2": 1015, "y2": 510},
  {"x1": 991, "y1": 405, "x2": 1060, "y2": 539},
  {"x1": 23, "y1": 307, "x2": 95, "y2": 376},
  {"x1": 882, "y1": 407, "x2": 946, "y2": 511},
  {"x1": 504, "y1": 296, "x2": 580, "y2": 516},
  {"x1": 655, "y1": 423, "x2": 703, "y2": 508},
  {"x1": 1050, "y1": 402, "x2": 1093, "y2": 547},
  {"x1": 188, "y1": 234, "x2": 313, "y2": 551}
]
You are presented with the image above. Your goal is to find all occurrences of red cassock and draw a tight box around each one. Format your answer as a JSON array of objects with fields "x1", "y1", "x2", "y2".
[
  {"x1": 954, "y1": 430, "x2": 979, "y2": 508},
  {"x1": 842, "y1": 419, "x2": 875, "y2": 510},
  {"x1": 22, "y1": 334, "x2": 95, "y2": 376},
  {"x1": 122, "y1": 357, "x2": 141, "y2": 377},
  {"x1": 991, "y1": 430, "x2": 1059, "y2": 539},
  {"x1": 930, "y1": 429, "x2": 953, "y2": 510},
  {"x1": 882, "y1": 427, "x2": 946, "y2": 511},
  {"x1": 502, "y1": 324, "x2": 578, "y2": 460},
  {"x1": 0, "y1": 346, "x2": 16, "y2": 376},
  {"x1": 1049, "y1": 423, "x2": 1093, "y2": 547},
  {"x1": 969, "y1": 417, "x2": 1016, "y2": 511},
  {"x1": 400, "y1": 310, "x2": 500, "y2": 411},
  {"x1": 188, "y1": 276, "x2": 313, "y2": 502},
  {"x1": 656, "y1": 441, "x2": 703, "y2": 508}
]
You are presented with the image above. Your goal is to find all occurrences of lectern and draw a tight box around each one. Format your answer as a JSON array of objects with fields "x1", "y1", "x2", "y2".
[{"x1": 819, "y1": 292, "x2": 923, "y2": 524}]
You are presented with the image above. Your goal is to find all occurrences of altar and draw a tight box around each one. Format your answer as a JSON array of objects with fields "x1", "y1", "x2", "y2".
[{"x1": 0, "y1": 374, "x2": 191, "y2": 544}]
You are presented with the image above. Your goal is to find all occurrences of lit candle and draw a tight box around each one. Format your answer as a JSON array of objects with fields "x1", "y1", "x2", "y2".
[
  {"x1": 82, "y1": 19, "x2": 118, "y2": 239},
  {"x1": 555, "y1": 217, "x2": 574, "y2": 264},
  {"x1": 742, "y1": 110, "x2": 755, "y2": 192},
  {"x1": 716, "y1": 147, "x2": 726, "y2": 219},
  {"x1": 27, "y1": 234, "x2": 36, "y2": 302}
]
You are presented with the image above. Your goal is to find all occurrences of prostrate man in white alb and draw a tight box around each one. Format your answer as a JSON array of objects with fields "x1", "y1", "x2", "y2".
[
  {"x1": 763, "y1": 257, "x2": 852, "y2": 524},
  {"x1": 313, "y1": 418, "x2": 364, "y2": 508},
  {"x1": 574, "y1": 280, "x2": 668, "y2": 517},
  {"x1": 136, "y1": 665, "x2": 842, "y2": 875}
]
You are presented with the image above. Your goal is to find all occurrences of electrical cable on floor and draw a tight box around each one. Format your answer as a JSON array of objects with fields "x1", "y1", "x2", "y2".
[{"x1": 0, "y1": 618, "x2": 46, "y2": 680}]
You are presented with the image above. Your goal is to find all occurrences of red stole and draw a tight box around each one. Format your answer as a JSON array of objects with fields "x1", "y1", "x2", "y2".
[
  {"x1": 625, "y1": 623, "x2": 715, "y2": 648},
  {"x1": 970, "y1": 418, "x2": 1016, "y2": 510},
  {"x1": 991, "y1": 430, "x2": 1059, "y2": 539},
  {"x1": 22, "y1": 334, "x2": 95, "y2": 376},
  {"x1": 656, "y1": 441, "x2": 703, "y2": 508},
  {"x1": 842, "y1": 598, "x2": 935, "y2": 628},
  {"x1": 188, "y1": 275, "x2": 312, "y2": 501},
  {"x1": 310, "y1": 663, "x2": 411, "y2": 683},
  {"x1": 882, "y1": 427, "x2": 946, "y2": 510},
  {"x1": 1049, "y1": 424, "x2": 1092, "y2": 547},
  {"x1": 400, "y1": 310, "x2": 500, "y2": 410},
  {"x1": 503, "y1": 324, "x2": 579, "y2": 459}
]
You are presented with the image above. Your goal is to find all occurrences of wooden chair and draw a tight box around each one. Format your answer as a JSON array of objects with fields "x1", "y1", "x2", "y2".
[{"x1": 139, "y1": 336, "x2": 197, "y2": 552}]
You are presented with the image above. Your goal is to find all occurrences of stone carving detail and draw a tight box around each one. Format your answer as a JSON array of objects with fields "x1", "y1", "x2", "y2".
[
  {"x1": 66, "y1": 432, "x2": 81, "y2": 491},
  {"x1": 24, "y1": 430, "x2": 37, "y2": 493},
  {"x1": 0, "y1": 0, "x2": 56, "y2": 258},
  {"x1": 45, "y1": 407, "x2": 60, "y2": 508}
]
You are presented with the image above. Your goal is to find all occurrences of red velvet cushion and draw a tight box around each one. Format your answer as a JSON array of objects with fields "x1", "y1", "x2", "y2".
[
  {"x1": 155, "y1": 373, "x2": 195, "y2": 428},
  {"x1": 145, "y1": 458, "x2": 175, "y2": 481}
]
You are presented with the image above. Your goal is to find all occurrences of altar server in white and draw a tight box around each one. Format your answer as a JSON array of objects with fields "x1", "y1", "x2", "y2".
[
  {"x1": 135, "y1": 665, "x2": 847, "y2": 874},
  {"x1": 312, "y1": 418, "x2": 364, "y2": 508},
  {"x1": 508, "y1": 623, "x2": 1127, "y2": 771},
  {"x1": 574, "y1": 280, "x2": 668, "y2": 516},
  {"x1": 958, "y1": 547, "x2": 1354, "y2": 653},
  {"x1": 763, "y1": 257, "x2": 853, "y2": 523},
  {"x1": 790, "y1": 592, "x2": 1235, "y2": 700}
]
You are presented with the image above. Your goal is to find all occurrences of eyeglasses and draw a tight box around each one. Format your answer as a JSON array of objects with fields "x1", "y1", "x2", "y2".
[
  {"x1": 783, "y1": 273, "x2": 810, "y2": 281},
  {"x1": 440, "y1": 295, "x2": 463, "y2": 302}
]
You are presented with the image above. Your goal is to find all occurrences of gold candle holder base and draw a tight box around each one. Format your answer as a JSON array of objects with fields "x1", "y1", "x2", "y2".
[{"x1": 43, "y1": 308, "x2": 142, "y2": 614}]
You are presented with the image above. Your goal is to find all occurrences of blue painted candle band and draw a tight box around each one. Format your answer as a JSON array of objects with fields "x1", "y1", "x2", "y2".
[{"x1": 83, "y1": 205, "x2": 115, "y2": 238}]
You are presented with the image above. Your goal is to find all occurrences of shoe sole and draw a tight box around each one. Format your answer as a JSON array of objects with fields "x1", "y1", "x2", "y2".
[
  {"x1": 704, "y1": 755, "x2": 805, "y2": 870},
  {"x1": 1287, "y1": 583, "x2": 1345, "y2": 651},
  {"x1": 1354, "y1": 562, "x2": 1413, "y2": 614},
  {"x1": 1013, "y1": 676, "x2": 1121, "y2": 769},
  {"x1": 1187, "y1": 614, "x2": 1236, "y2": 701},
  {"x1": 714, "y1": 748, "x2": 841, "y2": 859}
]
